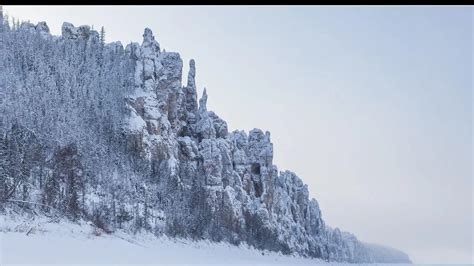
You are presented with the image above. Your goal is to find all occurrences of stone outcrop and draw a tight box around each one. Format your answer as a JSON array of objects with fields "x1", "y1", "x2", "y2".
[
  {"x1": 121, "y1": 27, "x2": 411, "y2": 263},
  {"x1": 61, "y1": 22, "x2": 99, "y2": 42},
  {"x1": 4, "y1": 21, "x2": 410, "y2": 263}
]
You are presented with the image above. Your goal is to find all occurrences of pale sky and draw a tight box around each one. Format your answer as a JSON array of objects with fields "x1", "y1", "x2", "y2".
[{"x1": 3, "y1": 5, "x2": 472, "y2": 264}]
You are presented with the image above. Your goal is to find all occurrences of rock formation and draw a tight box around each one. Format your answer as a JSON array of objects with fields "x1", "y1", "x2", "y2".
[
  {"x1": 0, "y1": 20, "x2": 411, "y2": 263},
  {"x1": 120, "y1": 27, "x2": 411, "y2": 263}
]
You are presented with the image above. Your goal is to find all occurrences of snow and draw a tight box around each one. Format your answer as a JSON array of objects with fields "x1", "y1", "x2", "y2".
[
  {"x1": 127, "y1": 108, "x2": 147, "y2": 132},
  {"x1": 0, "y1": 20, "x2": 411, "y2": 264},
  {"x1": 1, "y1": 216, "x2": 326, "y2": 265}
]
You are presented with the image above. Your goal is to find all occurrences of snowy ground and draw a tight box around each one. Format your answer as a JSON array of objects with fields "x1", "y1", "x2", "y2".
[
  {"x1": 0, "y1": 215, "x2": 427, "y2": 266},
  {"x1": 1, "y1": 215, "x2": 328, "y2": 265}
]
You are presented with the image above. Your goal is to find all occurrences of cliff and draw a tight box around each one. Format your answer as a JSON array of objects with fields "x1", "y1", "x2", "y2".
[{"x1": 0, "y1": 20, "x2": 410, "y2": 263}]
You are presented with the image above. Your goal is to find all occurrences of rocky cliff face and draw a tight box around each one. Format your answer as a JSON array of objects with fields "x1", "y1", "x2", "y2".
[
  {"x1": 120, "y1": 27, "x2": 410, "y2": 263},
  {"x1": 0, "y1": 20, "x2": 410, "y2": 263}
]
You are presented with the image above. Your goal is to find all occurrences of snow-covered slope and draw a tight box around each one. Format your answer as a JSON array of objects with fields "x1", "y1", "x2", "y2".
[
  {"x1": 0, "y1": 15, "x2": 411, "y2": 263},
  {"x1": 1, "y1": 215, "x2": 325, "y2": 265}
]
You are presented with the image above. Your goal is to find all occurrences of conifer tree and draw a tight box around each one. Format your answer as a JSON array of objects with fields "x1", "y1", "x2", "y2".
[{"x1": 100, "y1": 26, "x2": 105, "y2": 47}]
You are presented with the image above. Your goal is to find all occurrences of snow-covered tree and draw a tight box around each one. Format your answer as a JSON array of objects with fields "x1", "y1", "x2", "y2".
[{"x1": 0, "y1": 20, "x2": 410, "y2": 264}]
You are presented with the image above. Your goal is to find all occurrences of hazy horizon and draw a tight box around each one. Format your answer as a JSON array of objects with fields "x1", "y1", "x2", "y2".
[{"x1": 2, "y1": 5, "x2": 472, "y2": 264}]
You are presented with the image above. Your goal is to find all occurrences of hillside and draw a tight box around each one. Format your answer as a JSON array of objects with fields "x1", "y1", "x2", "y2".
[{"x1": 0, "y1": 15, "x2": 411, "y2": 263}]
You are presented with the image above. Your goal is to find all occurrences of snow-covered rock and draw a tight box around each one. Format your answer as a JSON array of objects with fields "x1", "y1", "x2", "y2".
[
  {"x1": 0, "y1": 22, "x2": 411, "y2": 264},
  {"x1": 61, "y1": 22, "x2": 78, "y2": 39},
  {"x1": 35, "y1": 21, "x2": 49, "y2": 32},
  {"x1": 118, "y1": 26, "x2": 411, "y2": 263},
  {"x1": 61, "y1": 22, "x2": 98, "y2": 41}
]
